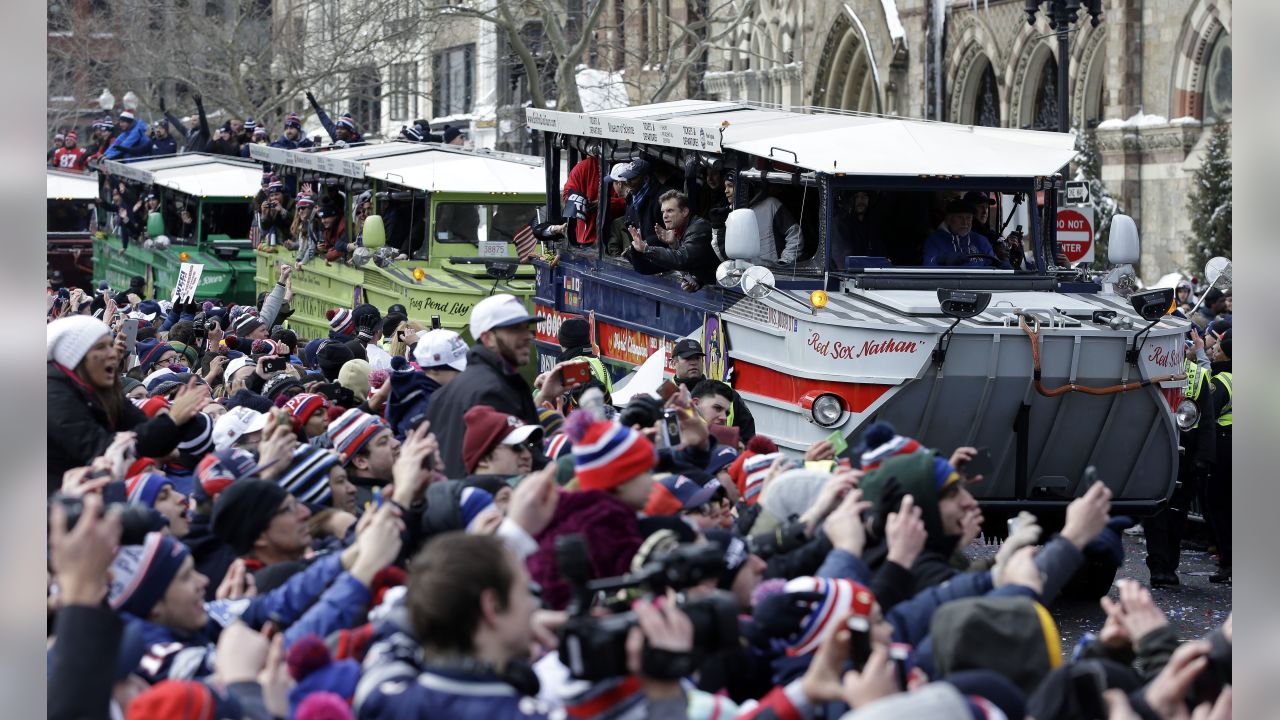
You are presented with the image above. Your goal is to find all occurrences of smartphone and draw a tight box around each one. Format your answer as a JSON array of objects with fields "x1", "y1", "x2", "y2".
[
  {"x1": 825, "y1": 429, "x2": 849, "y2": 457},
  {"x1": 431, "y1": 314, "x2": 441, "y2": 330},
  {"x1": 263, "y1": 356, "x2": 287, "y2": 374},
  {"x1": 661, "y1": 410, "x2": 681, "y2": 448},
  {"x1": 888, "y1": 644, "x2": 913, "y2": 692},
  {"x1": 962, "y1": 447, "x2": 993, "y2": 479},
  {"x1": 560, "y1": 362, "x2": 592, "y2": 386},
  {"x1": 120, "y1": 318, "x2": 140, "y2": 355},
  {"x1": 846, "y1": 616, "x2": 872, "y2": 672}
]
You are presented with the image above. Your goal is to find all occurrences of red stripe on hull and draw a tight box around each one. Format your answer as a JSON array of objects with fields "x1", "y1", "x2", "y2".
[{"x1": 734, "y1": 360, "x2": 894, "y2": 413}]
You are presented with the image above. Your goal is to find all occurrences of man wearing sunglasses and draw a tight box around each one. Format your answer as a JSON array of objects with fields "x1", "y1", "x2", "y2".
[{"x1": 459, "y1": 406, "x2": 545, "y2": 512}]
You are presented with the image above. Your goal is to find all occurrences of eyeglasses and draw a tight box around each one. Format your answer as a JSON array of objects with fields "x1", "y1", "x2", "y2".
[{"x1": 275, "y1": 497, "x2": 300, "y2": 516}]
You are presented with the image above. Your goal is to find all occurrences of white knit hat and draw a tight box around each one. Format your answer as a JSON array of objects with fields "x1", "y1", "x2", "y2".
[{"x1": 47, "y1": 316, "x2": 111, "y2": 369}]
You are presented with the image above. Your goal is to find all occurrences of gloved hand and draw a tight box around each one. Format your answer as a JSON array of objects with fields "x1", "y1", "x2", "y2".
[
  {"x1": 305, "y1": 90, "x2": 318, "y2": 106},
  {"x1": 751, "y1": 590, "x2": 826, "y2": 643},
  {"x1": 355, "y1": 313, "x2": 380, "y2": 343},
  {"x1": 992, "y1": 511, "x2": 1041, "y2": 586},
  {"x1": 158, "y1": 96, "x2": 167, "y2": 113},
  {"x1": 708, "y1": 206, "x2": 730, "y2": 230}
]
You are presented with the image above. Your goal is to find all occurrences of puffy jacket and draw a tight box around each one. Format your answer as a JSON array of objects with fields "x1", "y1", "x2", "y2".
[
  {"x1": 104, "y1": 118, "x2": 151, "y2": 160},
  {"x1": 424, "y1": 346, "x2": 541, "y2": 478},
  {"x1": 126, "y1": 552, "x2": 368, "y2": 683},
  {"x1": 384, "y1": 362, "x2": 442, "y2": 440},
  {"x1": 46, "y1": 363, "x2": 210, "y2": 494}
]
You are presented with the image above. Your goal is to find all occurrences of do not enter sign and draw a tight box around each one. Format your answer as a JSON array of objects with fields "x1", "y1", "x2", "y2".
[{"x1": 1056, "y1": 207, "x2": 1094, "y2": 264}]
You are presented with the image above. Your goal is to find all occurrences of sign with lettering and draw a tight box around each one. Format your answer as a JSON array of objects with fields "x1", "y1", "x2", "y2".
[
  {"x1": 534, "y1": 304, "x2": 578, "y2": 347},
  {"x1": 170, "y1": 262, "x2": 203, "y2": 303},
  {"x1": 1065, "y1": 180, "x2": 1090, "y2": 205},
  {"x1": 1056, "y1": 207, "x2": 1094, "y2": 264},
  {"x1": 524, "y1": 108, "x2": 724, "y2": 153},
  {"x1": 597, "y1": 320, "x2": 676, "y2": 373},
  {"x1": 807, "y1": 332, "x2": 921, "y2": 361}
]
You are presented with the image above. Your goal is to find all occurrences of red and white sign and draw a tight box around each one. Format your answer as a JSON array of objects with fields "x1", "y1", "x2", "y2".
[
  {"x1": 534, "y1": 304, "x2": 576, "y2": 346},
  {"x1": 597, "y1": 320, "x2": 676, "y2": 373},
  {"x1": 1056, "y1": 207, "x2": 1094, "y2": 264}
]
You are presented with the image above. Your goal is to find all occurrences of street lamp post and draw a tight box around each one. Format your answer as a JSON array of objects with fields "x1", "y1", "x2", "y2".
[{"x1": 1024, "y1": 0, "x2": 1104, "y2": 133}]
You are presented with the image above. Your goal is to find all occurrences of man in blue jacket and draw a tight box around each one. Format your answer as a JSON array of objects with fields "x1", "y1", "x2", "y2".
[
  {"x1": 104, "y1": 109, "x2": 152, "y2": 160},
  {"x1": 269, "y1": 112, "x2": 315, "y2": 150},
  {"x1": 922, "y1": 199, "x2": 1010, "y2": 268},
  {"x1": 108, "y1": 507, "x2": 403, "y2": 683}
]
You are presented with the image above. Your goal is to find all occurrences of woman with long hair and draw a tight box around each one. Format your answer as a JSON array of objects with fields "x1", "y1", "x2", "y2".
[{"x1": 46, "y1": 315, "x2": 213, "y2": 494}]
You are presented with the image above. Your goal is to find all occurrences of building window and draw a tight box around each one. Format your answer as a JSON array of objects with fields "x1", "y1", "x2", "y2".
[
  {"x1": 1206, "y1": 34, "x2": 1231, "y2": 120},
  {"x1": 973, "y1": 64, "x2": 1000, "y2": 128},
  {"x1": 433, "y1": 44, "x2": 474, "y2": 118},
  {"x1": 1031, "y1": 54, "x2": 1058, "y2": 131},
  {"x1": 350, "y1": 66, "x2": 381, "y2": 133},
  {"x1": 389, "y1": 63, "x2": 418, "y2": 121}
]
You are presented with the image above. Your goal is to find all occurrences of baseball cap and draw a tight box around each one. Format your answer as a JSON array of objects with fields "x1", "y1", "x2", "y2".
[
  {"x1": 212, "y1": 407, "x2": 269, "y2": 452},
  {"x1": 644, "y1": 473, "x2": 723, "y2": 516},
  {"x1": 462, "y1": 405, "x2": 546, "y2": 474},
  {"x1": 195, "y1": 447, "x2": 267, "y2": 500},
  {"x1": 413, "y1": 329, "x2": 469, "y2": 372},
  {"x1": 604, "y1": 158, "x2": 651, "y2": 183},
  {"x1": 469, "y1": 293, "x2": 541, "y2": 339},
  {"x1": 674, "y1": 338, "x2": 705, "y2": 359}
]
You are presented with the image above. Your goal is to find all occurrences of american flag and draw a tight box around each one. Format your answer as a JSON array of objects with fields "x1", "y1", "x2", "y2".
[{"x1": 514, "y1": 222, "x2": 538, "y2": 262}]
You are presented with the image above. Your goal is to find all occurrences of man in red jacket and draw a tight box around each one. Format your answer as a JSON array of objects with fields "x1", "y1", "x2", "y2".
[
  {"x1": 52, "y1": 131, "x2": 89, "y2": 170},
  {"x1": 559, "y1": 151, "x2": 626, "y2": 247}
]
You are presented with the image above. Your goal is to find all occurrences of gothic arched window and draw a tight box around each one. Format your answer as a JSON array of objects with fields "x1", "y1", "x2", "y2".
[
  {"x1": 973, "y1": 63, "x2": 1000, "y2": 127},
  {"x1": 1031, "y1": 54, "x2": 1059, "y2": 131}
]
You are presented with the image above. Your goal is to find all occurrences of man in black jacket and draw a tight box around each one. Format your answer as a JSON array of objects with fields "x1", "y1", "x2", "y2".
[
  {"x1": 670, "y1": 339, "x2": 756, "y2": 442},
  {"x1": 627, "y1": 190, "x2": 720, "y2": 289},
  {"x1": 425, "y1": 294, "x2": 577, "y2": 477}
]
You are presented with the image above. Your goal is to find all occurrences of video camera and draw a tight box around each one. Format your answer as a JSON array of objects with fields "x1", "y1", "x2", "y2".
[
  {"x1": 555, "y1": 534, "x2": 740, "y2": 682},
  {"x1": 53, "y1": 491, "x2": 158, "y2": 546}
]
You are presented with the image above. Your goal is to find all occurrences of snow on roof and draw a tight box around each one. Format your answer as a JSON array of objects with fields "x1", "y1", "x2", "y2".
[
  {"x1": 362, "y1": 145, "x2": 545, "y2": 195},
  {"x1": 576, "y1": 65, "x2": 630, "y2": 113},
  {"x1": 47, "y1": 169, "x2": 98, "y2": 201},
  {"x1": 526, "y1": 101, "x2": 1077, "y2": 178},
  {"x1": 880, "y1": 0, "x2": 906, "y2": 43},
  {"x1": 1096, "y1": 111, "x2": 1171, "y2": 130}
]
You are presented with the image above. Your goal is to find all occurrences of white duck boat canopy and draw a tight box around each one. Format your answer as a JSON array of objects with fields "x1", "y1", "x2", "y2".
[
  {"x1": 525, "y1": 100, "x2": 1078, "y2": 179},
  {"x1": 47, "y1": 169, "x2": 98, "y2": 201},
  {"x1": 97, "y1": 154, "x2": 261, "y2": 199},
  {"x1": 249, "y1": 141, "x2": 546, "y2": 195}
]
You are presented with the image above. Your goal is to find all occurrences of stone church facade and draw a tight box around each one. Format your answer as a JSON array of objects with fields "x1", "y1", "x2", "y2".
[{"x1": 702, "y1": 0, "x2": 1231, "y2": 280}]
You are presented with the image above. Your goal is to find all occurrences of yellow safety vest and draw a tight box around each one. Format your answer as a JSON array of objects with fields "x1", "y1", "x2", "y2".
[
  {"x1": 584, "y1": 356, "x2": 613, "y2": 393},
  {"x1": 1183, "y1": 359, "x2": 1208, "y2": 401},
  {"x1": 1214, "y1": 371, "x2": 1232, "y2": 427}
]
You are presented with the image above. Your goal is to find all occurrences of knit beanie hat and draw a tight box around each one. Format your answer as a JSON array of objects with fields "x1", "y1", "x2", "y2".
[
  {"x1": 538, "y1": 407, "x2": 565, "y2": 437},
  {"x1": 294, "y1": 692, "x2": 354, "y2": 720},
  {"x1": 47, "y1": 315, "x2": 111, "y2": 369},
  {"x1": 557, "y1": 316, "x2": 591, "y2": 351},
  {"x1": 706, "y1": 444, "x2": 740, "y2": 476},
  {"x1": 545, "y1": 433, "x2": 572, "y2": 461},
  {"x1": 857, "y1": 421, "x2": 924, "y2": 471},
  {"x1": 277, "y1": 445, "x2": 341, "y2": 506},
  {"x1": 224, "y1": 388, "x2": 274, "y2": 415},
  {"x1": 233, "y1": 312, "x2": 264, "y2": 338},
  {"x1": 930, "y1": 596, "x2": 1062, "y2": 695},
  {"x1": 109, "y1": 532, "x2": 191, "y2": 618},
  {"x1": 212, "y1": 479, "x2": 289, "y2": 556},
  {"x1": 285, "y1": 393, "x2": 329, "y2": 433},
  {"x1": 125, "y1": 472, "x2": 176, "y2": 508},
  {"x1": 263, "y1": 374, "x2": 305, "y2": 402},
  {"x1": 780, "y1": 576, "x2": 876, "y2": 656},
  {"x1": 303, "y1": 338, "x2": 327, "y2": 369},
  {"x1": 759, "y1": 470, "x2": 830, "y2": 525},
  {"x1": 317, "y1": 341, "x2": 355, "y2": 381},
  {"x1": 134, "y1": 339, "x2": 171, "y2": 374},
  {"x1": 286, "y1": 635, "x2": 360, "y2": 718},
  {"x1": 326, "y1": 408, "x2": 388, "y2": 466},
  {"x1": 284, "y1": 112, "x2": 303, "y2": 129},
  {"x1": 460, "y1": 487, "x2": 497, "y2": 531},
  {"x1": 564, "y1": 410, "x2": 656, "y2": 492},
  {"x1": 194, "y1": 447, "x2": 261, "y2": 501},
  {"x1": 126, "y1": 680, "x2": 242, "y2": 720},
  {"x1": 131, "y1": 395, "x2": 171, "y2": 418},
  {"x1": 338, "y1": 359, "x2": 370, "y2": 403},
  {"x1": 729, "y1": 451, "x2": 781, "y2": 505},
  {"x1": 327, "y1": 308, "x2": 356, "y2": 337},
  {"x1": 167, "y1": 341, "x2": 199, "y2": 366}
]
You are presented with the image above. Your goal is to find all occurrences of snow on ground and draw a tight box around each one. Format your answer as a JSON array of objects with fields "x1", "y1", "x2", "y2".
[
  {"x1": 1097, "y1": 110, "x2": 1171, "y2": 130},
  {"x1": 577, "y1": 66, "x2": 629, "y2": 113}
]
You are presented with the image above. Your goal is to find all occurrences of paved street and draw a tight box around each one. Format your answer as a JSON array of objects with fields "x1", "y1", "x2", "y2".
[{"x1": 973, "y1": 528, "x2": 1231, "y2": 658}]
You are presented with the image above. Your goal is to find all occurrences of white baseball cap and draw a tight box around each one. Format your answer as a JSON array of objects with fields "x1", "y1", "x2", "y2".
[
  {"x1": 413, "y1": 329, "x2": 469, "y2": 372},
  {"x1": 468, "y1": 294, "x2": 541, "y2": 340},
  {"x1": 213, "y1": 407, "x2": 268, "y2": 451}
]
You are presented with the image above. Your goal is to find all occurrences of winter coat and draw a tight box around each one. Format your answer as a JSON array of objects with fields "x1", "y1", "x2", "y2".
[
  {"x1": 47, "y1": 604, "x2": 121, "y2": 720},
  {"x1": 639, "y1": 215, "x2": 720, "y2": 287},
  {"x1": 383, "y1": 363, "x2": 441, "y2": 440},
  {"x1": 46, "y1": 363, "x2": 209, "y2": 494},
  {"x1": 624, "y1": 177, "x2": 672, "y2": 245},
  {"x1": 104, "y1": 118, "x2": 151, "y2": 160},
  {"x1": 526, "y1": 490, "x2": 643, "y2": 611},
  {"x1": 674, "y1": 375, "x2": 756, "y2": 442},
  {"x1": 922, "y1": 226, "x2": 1009, "y2": 268},
  {"x1": 150, "y1": 135, "x2": 178, "y2": 156},
  {"x1": 424, "y1": 345, "x2": 541, "y2": 478},
  {"x1": 269, "y1": 134, "x2": 315, "y2": 151},
  {"x1": 561, "y1": 156, "x2": 625, "y2": 247},
  {"x1": 125, "y1": 552, "x2": 367, "y2": 683}
]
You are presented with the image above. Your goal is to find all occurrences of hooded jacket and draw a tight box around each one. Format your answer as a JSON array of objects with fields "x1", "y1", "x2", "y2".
[
  {"x1": 424, "y1": 345, "x2": 542, "y2": 478},
  {"x1": 922, "y1": 224, "x2": 1009, "y2": 268},
  {"x1": 924, "y1": 595, "x2": 1062, "y2": 695},
  {"x1": 46, "y1": 362, "x2": 208, "y2": 494},
  {"x1": 104, "y1": 118, "x2": 151, "y2": 160},
  {"x1": 383, "y1": 362, "x2": 442, "y2": 440}
]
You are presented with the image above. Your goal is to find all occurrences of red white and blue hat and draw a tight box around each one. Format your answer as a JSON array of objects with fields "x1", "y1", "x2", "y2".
[
  {"x1": 783, "y1": 576, "x2": 876, "y2": 656},
  {"x1": 566, "y1": 412, "x2": 655, "y2": 491},
  {"x1": 276, "y1": 445, "x2": 342, "y2": 506},
  {"x1": 109, "y1": 532, "x2": 191, "y2": 618},
  {"x1": 327, "y1": 408, "x2": 389, "y2": 466},
  {"x1": 336, "y1": 113, "x2": 357, "y2": 132},
  {"x1": 327, "y1": 308, "x2": 356, "y2": 337},
  {"x1": 125, "y1": 472, "x2": 176, "y2": 508}
]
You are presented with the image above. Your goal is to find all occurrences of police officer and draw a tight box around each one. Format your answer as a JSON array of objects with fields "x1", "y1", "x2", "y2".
[
  {"x1": 557, "y1": 317, "x2": 612, "y2": 395},
  {"x1": 670, "y1": 339, "x2": 755, "y2": 441},
  {"x1": 1142, "y1": 332, "x2": 1216, "y2": 588},
  {"x1": 1204, "y1": 329, "x2": 1232, "y2": 583}
]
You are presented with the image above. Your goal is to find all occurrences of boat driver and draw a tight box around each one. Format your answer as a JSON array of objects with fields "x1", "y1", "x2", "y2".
[{"x1": 921, "y1": 198, "x2": 1010, "y2": 269}]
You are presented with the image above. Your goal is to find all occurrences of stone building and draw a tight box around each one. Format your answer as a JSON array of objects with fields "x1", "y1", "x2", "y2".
[{"x1": 703, "y1": 0, "x2": 1232, "y2": 280}]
